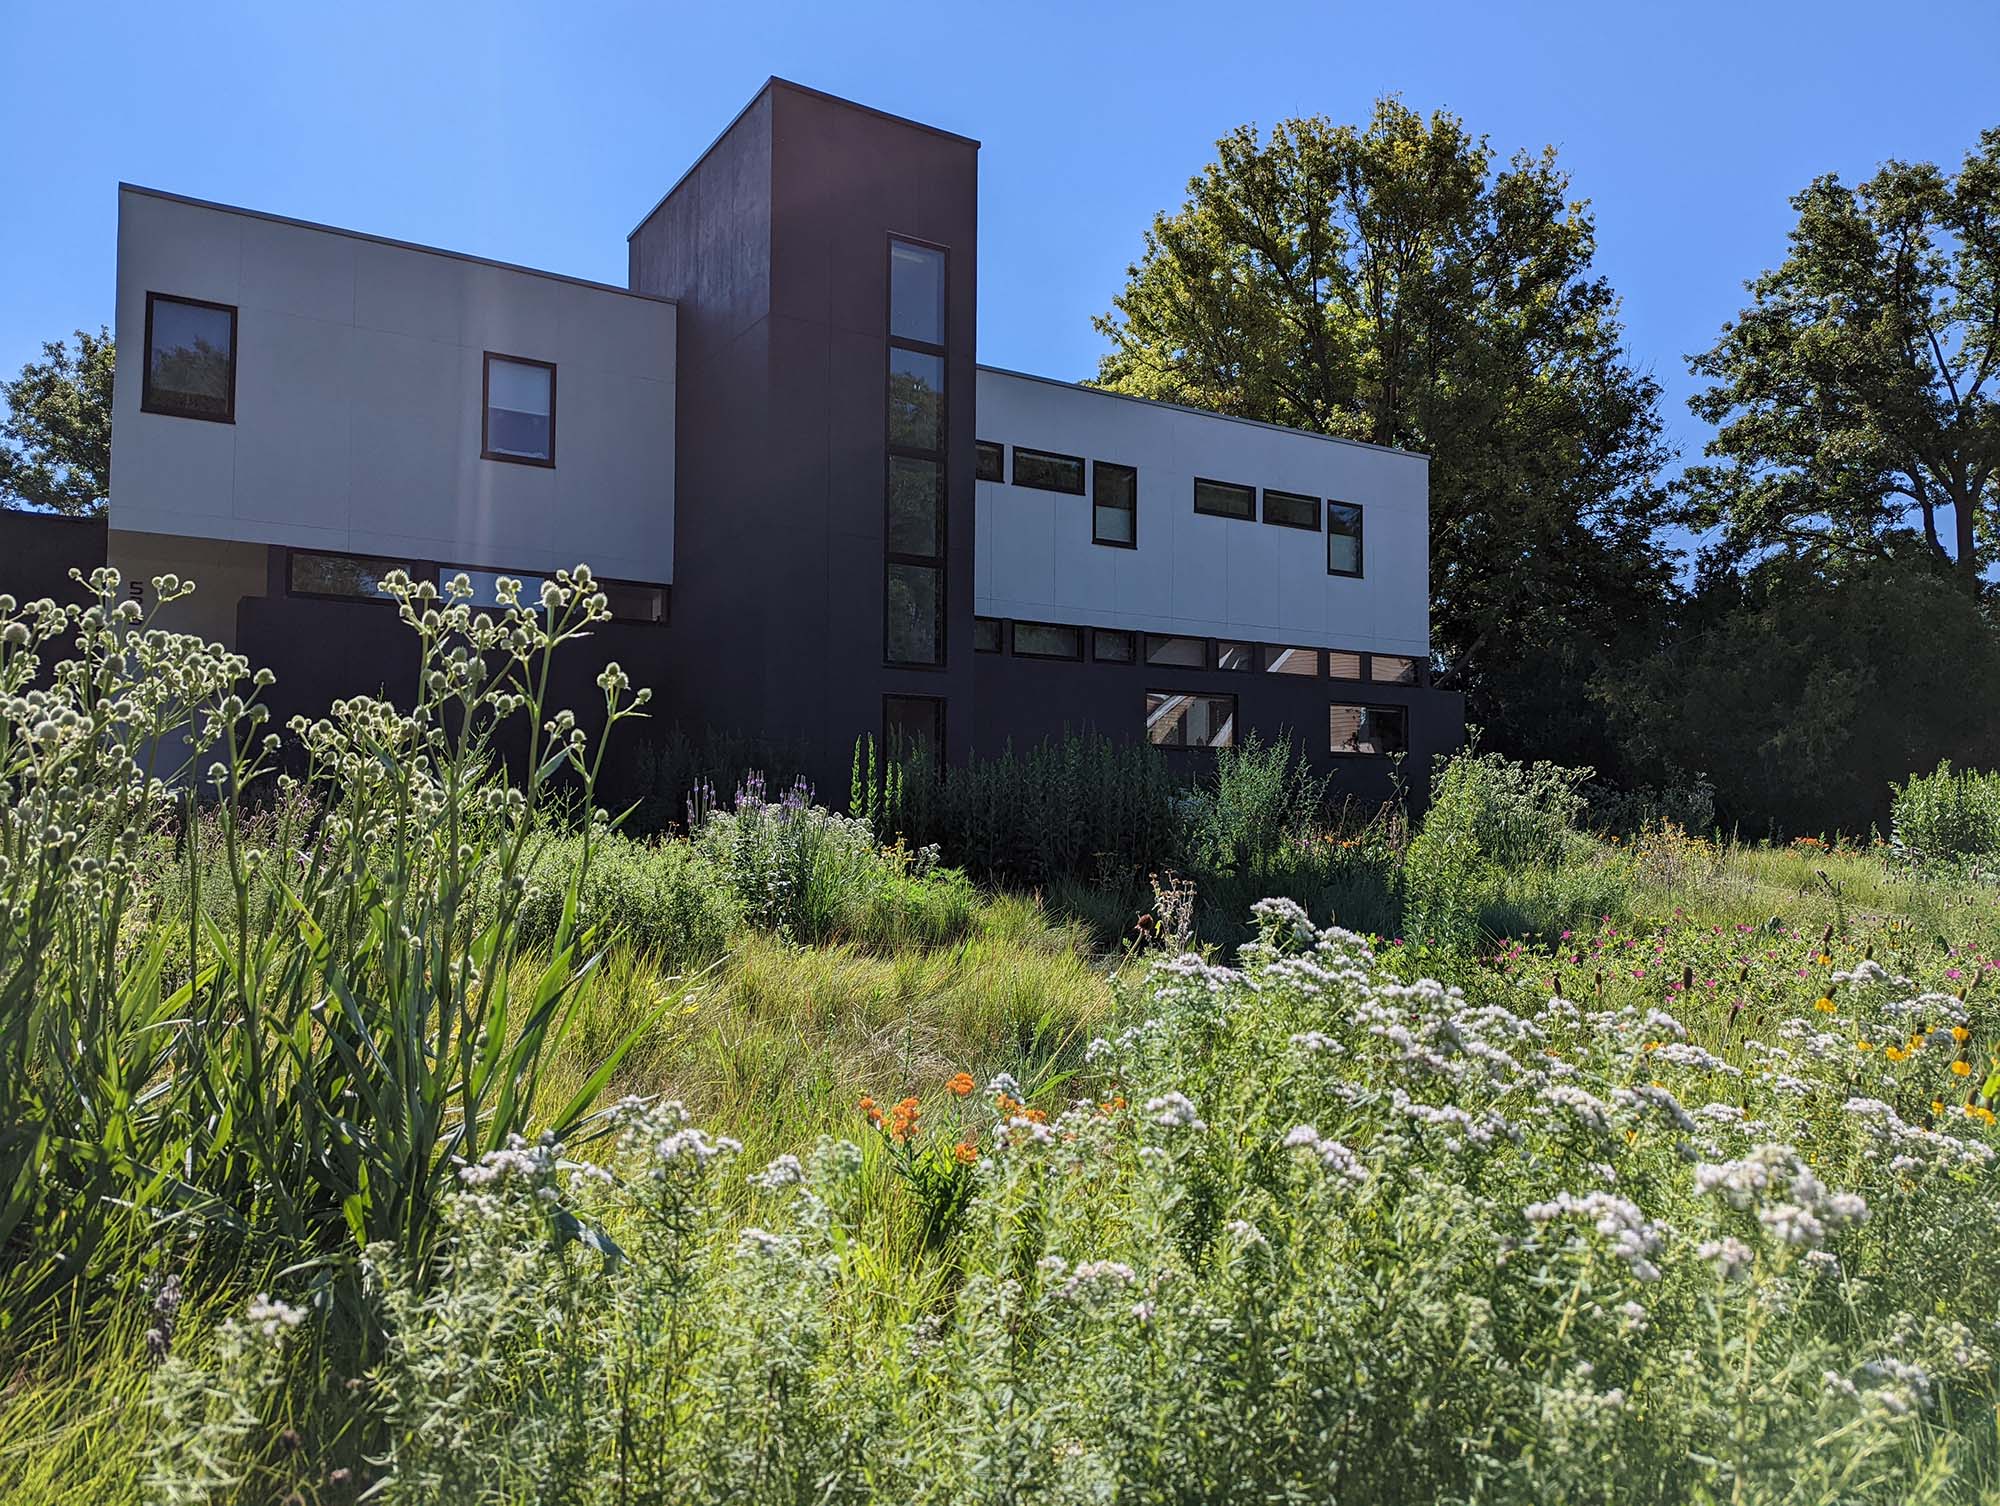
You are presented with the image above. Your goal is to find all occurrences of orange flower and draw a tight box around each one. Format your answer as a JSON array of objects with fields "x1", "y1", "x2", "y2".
[
  {"x1": 946, "y1": 1072, "x2": 975, "y2": 1098},
  {"x1": 888, "y1": 1096, "x2": 922, "y2": 1143},
  {"x1": 1952, "y1": 1060, "x2": 1973, "y2": 1077},
  {"x1": 953, "y1": 1141, "x2": 979, "y2": 1165},
  {"x1": 1099, "y1": 1095, "x2": 1127, "y2": 1114},
  {"x1": 858, "y1": 1094, "x2": 883, "y2": 1127}
]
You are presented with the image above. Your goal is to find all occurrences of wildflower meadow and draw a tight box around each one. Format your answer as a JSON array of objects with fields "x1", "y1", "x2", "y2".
[{"x1": 7, "y1": 567, "x2": 2000, "y2": 1505}]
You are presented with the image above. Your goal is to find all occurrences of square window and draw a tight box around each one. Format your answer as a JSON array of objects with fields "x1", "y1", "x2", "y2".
[
  {"x1": 1328, "y1": 502, "x2": 1364, "y2": 576},
  {"x1": 884, "y1": 694, "x2": 945, "y2": 757},
  {"x1": 1093, "y1": 461, "x2": 1137, "y2": 547},
  {"x1": 287, "y1": 550, "x2": 411, "y2": 602},
  {"x1": 1093, "y1": 628, "x2": 1136, "y2": 663},
  {"x1": 1263, "y1": 489, "x2": 1320, "y2": 530},
  {"x1": 1012, "y1": 621, "x2": 1082, "y2": 659},
  {"x1": 1328, "y1": 650, "x2": 1363, "y2": 681},
  {"x1": 885, "y1": 562, "x2": 942, "y2": 665},
  {"x1": 975, "y1": 440, "x2": 1003, "y2": 481},
  {"x1": 889, "y1": 240, "x2": 946, "y2": 347},
  {"x1": 1265, "y1": 645, "x2": 1320, "y2": 676},
  {"x1": 1147, "y1": 691, "x2": 1237, "y2": 749},
  {"x1": 973, "y1": 616, "x2": 1003, "y2": 653},
  {"x1": 483, "y1": 353, "x2": 556, "y2": 465},
  {"x1": 1330, "y1": 704, "x2": 1407, "y2": 756},
  {"x1": 889, "y1": 347, "x2": 945, "y2": 453},
  {"x1": 1012, "y1": 447, "x2": 1085, "y2": 494},
  {"x1": 1193, "y1": 477, "x2": 1254, "y2": 520},
  {"x1": 1144, "y1": 634, "x2": 1206, "y2": 668},
  {"x1": 143, "y1": 293, "x2": 236, "y2": 422},
  {"x1": 1216, "y1": 640, "x2": 1254, "y2": 671},
  {"x1": 888, "y1": 455, "x2": 943, "y2": 559},
  {"x1": 1371, "y1": 654, "x2": 1419, "y2": 685}
]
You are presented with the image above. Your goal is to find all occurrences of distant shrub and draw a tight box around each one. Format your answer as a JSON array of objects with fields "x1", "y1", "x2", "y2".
[
  {"x1": 1180, "y1": 731, "x2": 1330, "y2": 876},
  {"x1": 517, "y1": 831, "x2": 738, "y2": 975},
  {"x1": 1891, "y1": 760, "x2": 2000, "y2": 860}
]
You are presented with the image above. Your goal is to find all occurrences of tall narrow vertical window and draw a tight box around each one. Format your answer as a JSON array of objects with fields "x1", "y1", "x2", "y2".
[
  {"x1": 885, "y1": 237, "x2": 948, "y2": 668},
  {"x1": 884, "y1": 695, "x2": 945, "y2": 760},
  {"x1": 1093, "y1": 461, "x2": 1137, "y2": 547},
  {"x1": 142, "y1": 293, "x2": 237, "y2": 422},
  {"x1": 1327, "y1": 501, "x2": 1364, "y2": 577},
  {"x1": 482, "y1": 354, "x2": 556, "y2": 465}
]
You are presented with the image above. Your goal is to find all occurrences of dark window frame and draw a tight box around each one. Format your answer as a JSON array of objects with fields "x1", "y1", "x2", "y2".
[
  {"x1": 141, "y1": 291, "x2": 239, "y2": 424},
  {"x1": 1215, "y1": 640, "x2": 1255, "y2": 672},
  {"x1": 1092, "y1": 460, "x2": 1138, "y2": 548},
  {"x1": 975, "y1": 440, "x2": 1003, "y2": 482},
  {"x1": 1193, "y1": 476, "x2": 1255, "y2": 521},
  {"x1": 283, "y1": 547, "x2": 669, "y2": 624},
  {"x1": 886, "y1": 453, "x2": 945, "y2": 562},
  {"x1": 882, "y1": 693, "x2": 947, "y2": 762},
  {"x1": 1092, "y1": 628, "x2": 1137, "y2": 664},
  {"x1": 883, "y1": 231, "x2": 953, "y2": 670},
  {"x1": 1143, "y1": 633, "x2": 1210, "y2": 669},
  {"x1": 481, "y1": 351, "x2": 558, "y2": 467},
  {"x1": 1011, "y1": 446, "x2": 1087, "y2": 496},
  {"x1": 1146, "y1": 689, "x2": 1240, "y2": 751},
  {"x1": 1368, "y1": 652, "x2": 1422, "y2": 686},
  {"x1": 1262, "y1": 488, "x2": 1321, "y2": 531},
  {"x1": 973, "y1": 616, "x2": 1003, "y2": 653},
  {"x1": 1010, "y1": 620, "x2": 1084, "y2": 661},
  {"x1": 1262, "y1": 644, "x2": 1323, "y2": 677},
  {"x1": 1329, "y1": 702, "x2": 1410, "y2": 757},
  {"x1": 1327, "y1": 500, "x2": 1365, "y2": 578}
]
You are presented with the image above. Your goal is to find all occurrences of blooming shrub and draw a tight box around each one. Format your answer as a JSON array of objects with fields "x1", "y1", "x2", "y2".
[
  {"x1": 1893, "y1": 760, "x2": 2000, "y2": 861},
  {"x1": 152, "y1": 900, "x2": 2000, "y2": 1502}
]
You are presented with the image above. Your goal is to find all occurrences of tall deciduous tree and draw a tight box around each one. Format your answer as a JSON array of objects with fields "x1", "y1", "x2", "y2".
[
  {"x1": 1093, "y1": 98, "x2": 1676, "y2": 763},
  {"x1": 0, "y1": 327, "x2": 114, "y2": 516},
  {"x1": 1684, "y1": 129, "x2": 2000, "y2": 577}
]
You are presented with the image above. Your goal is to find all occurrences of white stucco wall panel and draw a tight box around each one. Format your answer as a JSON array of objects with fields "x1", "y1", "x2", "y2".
[{"x1": 111, "y1": 187, "x2": 677, "y2": 585}]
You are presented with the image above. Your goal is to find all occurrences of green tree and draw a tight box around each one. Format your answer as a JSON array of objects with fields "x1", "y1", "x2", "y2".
[
  {"x1": 1093, "y1": 98, "x2": 1676, "y2": 763},
  {"x1": 1684, "y1": 129, "x2": 2000, "y2": 577},
  {"x1": 0, "y1": 327, "x2": 114, "y2": 516}
]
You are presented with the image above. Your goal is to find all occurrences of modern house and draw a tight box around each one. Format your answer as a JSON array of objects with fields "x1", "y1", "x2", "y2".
[{"x1": 83, "y1": 77, "x2": 1461, "y2": 803}]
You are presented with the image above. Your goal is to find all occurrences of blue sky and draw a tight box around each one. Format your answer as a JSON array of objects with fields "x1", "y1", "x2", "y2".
[{"x1": 3, "y1": 0, "x2": 1996, "y2": 540}]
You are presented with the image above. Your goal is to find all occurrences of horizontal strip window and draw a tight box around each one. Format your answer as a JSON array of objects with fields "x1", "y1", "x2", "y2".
[
  {"x1": 1265, "y1": 645, "x2": 1320, "y2": 677},
  {"x1": 1012, "y1": 621, "x2": 1083, "y2": 660},
  {"x1": 973, "y1": 616, "x2": 1003, "y2": 653},
  {"x1": 1262, "y1": 489, "x2": 1320, "y2": 531},
  {"x1": 975, "y1": 440, "x2": 1003, "y2": 482},
  {"x1": 1012, "y1": 447, "x2": 1086, "y2": 495},
  {"x1": 288, "y1": 550, "x2": 414, "y2": 602},
  {"x1": 1147, "y1": 691, "x2": 1236, "y2": 749},
  {"x1": 1328, "y1": 501, "x2": 1364, "y2": 577},
  {"x1": 1093, "y1": 461, "x2": 1137, "y2": 547},
  {"x1": 1331, "y1": 703, "x2": 1408, "y2": 756},
  {"x1": 1329, "y1": 650, "x2": 1363, "y2": 681},
  {"x1": 1144, "y1": 634, "x2": 1206, "y2": 669},
  {"x1": 1093, "y1": 628, "x2": 1136, "y2": 664},
  {"x1": 1193, "y1": 477, "x2": 1255, "y2": 520},
  {"x1": 1216, "y1": 640, "x2": 1254, "y2": 672},
  {"x1": 1371, "y1": 654, "x2": 1419, "y2": 685}
]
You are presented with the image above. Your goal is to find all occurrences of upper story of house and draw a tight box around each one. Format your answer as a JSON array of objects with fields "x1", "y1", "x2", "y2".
[{"x1": 106, "y1": 79, "x2": 1429, "y2": 668}]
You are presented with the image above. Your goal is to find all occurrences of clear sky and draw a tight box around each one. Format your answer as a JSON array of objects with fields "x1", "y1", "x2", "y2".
[{"x1": 3, "y1": 0, "x2": 1996, "y2": 536}]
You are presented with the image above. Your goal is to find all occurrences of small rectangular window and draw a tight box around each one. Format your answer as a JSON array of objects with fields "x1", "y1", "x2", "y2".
[
  {"x1": 884, "y1": 694, "x2": 945, "y2": 757},
  {"x1": 1193, "y1": 477, "x2": 1254, "y2": 520},
  {"x1": 888, "y1": 455, "x2": 943, "y2": 559},
  {"x1": 1012, "y1": 447, "x2": 1085, "y2": 495},
  {"x1": 446, "y1": 566, "x2": 549, "y2": 610},
  {"x1": 1012, "y1": 621, "x2": 1082, "y2": 660},
  {"x1": 973, "y1": 616, "x2": 1002, "y2": 653},
  {"x1": 1216, "y1": 641, "x2": 1253, "y2": 672},
  {"x1": 483, "y1": 353, "x2": 556, "y2": 465},
  {"x1": 1328, "y1": 650, "x2": 1363, "y2": 681},
  {"x1": 1265, "y1": 646, "x2": 1320, "y2": 677},
  {"x1": 1093, "y1": 461, "x2": 1137, "y2": 547},
  {"x1": 1327, "y1": 501, "x2": 1364, "y2": 577},
  {"x1": 600, "y1": 580, "x2": 668, "y2": 624},
  {"x1": 886, "y1": 562, "x2": 943, "y2": 665},
  {"x1": 1370, "y1": 654, "x2": 1419, "y2": 685},
  {"x1": 1330, "y1": 704, "x2": 1408, "y2": 756},
  {"x1": 975, "y1": 441, "x2": 1003, "y2": 482},
  {"x1": 1263, "y1": 489, "x2": 1319, "y2": 530},
  {"x1": 1147, "y1": 691, "x2": 1237, "y2": 749},
  {"x1": 1144, "y1": 634, "x2": 1206, "y2": 668},
  {"x1": 1093, "y1": 628, "x2": 1136, "y2": 663},
  {"x1": 287, "y1": 550, "x2": 412, "y2": 602},
  {"x1": 143, "y1": 292, "x2": 237, "y2": 423},
  {"x1": 888, "y1": 347, "x2": 944, "y2": 453},
  {"x1": 889, "y1": 239, "x2": 946, "y2": 347}
]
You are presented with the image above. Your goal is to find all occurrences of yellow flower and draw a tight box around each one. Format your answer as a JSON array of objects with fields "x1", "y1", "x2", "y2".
[
  {"x1": 1856, "y1": 1041, "x2": 1874, "y2": 1052},
  {"x1": 1953, "y1": 1060, "x2": 1973, "y2": 1077},
  {"x1": 1953, "y1": 1025, "x2": 1971, "y2": 1043},
  {"x1": 1814, "y1": 997, "x2": 1836, "y2": 1014},
  {"x1": 1884, "y1": 1045, "x2": 1906, "y2": 1062},
  {"x1": 1932, "y1": 1099, "x2": 1946, "y2": 1116}
]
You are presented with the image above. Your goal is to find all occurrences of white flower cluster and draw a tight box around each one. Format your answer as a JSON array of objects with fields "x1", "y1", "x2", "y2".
[
  {"x1": 1693, "y1": 1144, "x2": 1868, "y2": 1250},
  {"x1": 1145, "y1": 1091, "x2": 1207, "y2": 1132},
  {"x1": 244, "y1": 1293, "x2": 307, "y2": 1339},
  {"x1": 1283, "y1": 1125, "x2": 1370, "y2": 1186},
  {"x1": 1523, "y1": 1191, "x2": 1665, "y2": 1283}
]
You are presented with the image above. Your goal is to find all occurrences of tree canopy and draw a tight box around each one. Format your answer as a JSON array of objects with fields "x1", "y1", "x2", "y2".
[
  {"x1": 0, "y1": 327, "x2": 114, "y2": 516},
  {"x1": 1092, "y1": 97, "x2": 1677, "y2": 762},
  {"x1": 1683, "y1": 129, "x2": 2000, "y2": 577}
]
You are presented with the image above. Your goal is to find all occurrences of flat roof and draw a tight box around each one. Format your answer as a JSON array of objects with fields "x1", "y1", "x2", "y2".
[
  {"x1": 976, "y1": 364, "x2": 1427, "y2": 460},
  {"x1": 627, "y1": 76, "x2": 980, "y2": 242},
  {"x1": 120, "y1": 183, "x2": 674, "y2": 305}
]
